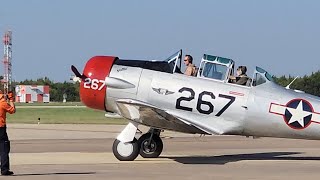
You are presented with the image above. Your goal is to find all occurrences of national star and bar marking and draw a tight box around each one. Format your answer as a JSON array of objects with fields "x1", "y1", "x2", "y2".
[{"x1": 269, "y1": 99, "x2": 320, "y2": 129}]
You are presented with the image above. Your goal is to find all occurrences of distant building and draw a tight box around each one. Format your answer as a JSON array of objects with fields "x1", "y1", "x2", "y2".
[{"x1": 15, "y1": 85, "x2": 50, "y2": 103}]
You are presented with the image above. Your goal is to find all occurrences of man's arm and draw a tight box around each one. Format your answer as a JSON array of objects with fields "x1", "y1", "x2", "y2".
[
  {"x1": 9, "y1": 101, "x2": 15, "y2": 113},
  {"x1": 7, "y1": 91, "x2": 16, "y2": 113},
  {"x1": 229, "y1": 75, "x2": 236, "y2": 83}
]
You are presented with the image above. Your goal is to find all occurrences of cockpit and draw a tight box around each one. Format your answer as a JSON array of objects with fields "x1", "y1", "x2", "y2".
[
  {"x1": 114, "y1": 49, "x2": 275, "y2": 87},
  {"x1": 187, "y1": 52, "x2": 274, "y2": 87},
  {"x1": 195, "y1": 53, "x2": 274, "y2": 87}
]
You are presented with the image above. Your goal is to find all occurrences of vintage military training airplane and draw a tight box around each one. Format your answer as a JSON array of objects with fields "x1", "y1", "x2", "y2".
[{"x1": 71, "y1": 50, "x2": 320, "y2": 161}]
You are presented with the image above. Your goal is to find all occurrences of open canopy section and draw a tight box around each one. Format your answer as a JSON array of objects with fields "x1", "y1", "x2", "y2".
[
  {"x1": 114, "y1": 50, "x2": 182, "y2": 74},
  {"x1": 164, "y1": 49, "x2": 182, "y2": 73},
  {"x1": 252, "y1": 66, "x2": 274, "y2": 86}
]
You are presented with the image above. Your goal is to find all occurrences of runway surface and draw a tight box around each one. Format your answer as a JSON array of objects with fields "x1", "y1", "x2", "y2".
[{"x1": 4, "y1": 124, "x2": 320, "y2": 179}]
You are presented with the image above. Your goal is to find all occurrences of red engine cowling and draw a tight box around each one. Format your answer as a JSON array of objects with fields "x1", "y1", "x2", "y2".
[{"x1": 80, "y1": 56, "x2": 117, "y2": 111}]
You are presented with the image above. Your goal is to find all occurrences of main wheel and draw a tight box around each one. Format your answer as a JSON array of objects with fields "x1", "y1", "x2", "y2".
[
  {"x1": 138, "y1": 133, "x2": 163, "y2": 158},
  {"x1": 112, "y1": 138, "x2": 139, "y2": 161}
]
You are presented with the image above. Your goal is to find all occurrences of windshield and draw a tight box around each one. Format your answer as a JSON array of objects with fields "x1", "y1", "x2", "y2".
[{"x1": 164, "y1": 50, "x2": 182, "y2": 73}]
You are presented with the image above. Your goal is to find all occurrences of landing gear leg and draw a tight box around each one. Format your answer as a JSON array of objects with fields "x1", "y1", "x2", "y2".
[{"x1": 138, "y1": 128, "x2": 163, "y2": 158}]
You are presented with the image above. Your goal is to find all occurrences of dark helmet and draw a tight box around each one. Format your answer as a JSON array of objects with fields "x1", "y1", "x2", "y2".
[{"x1": 237, "y1": 66, "x2": 247, "y2": 74}]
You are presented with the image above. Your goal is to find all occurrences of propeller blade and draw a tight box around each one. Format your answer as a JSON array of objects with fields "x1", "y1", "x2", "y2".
[{"x1": 71, "y1": 65, "x2": 82, "y2": 78}]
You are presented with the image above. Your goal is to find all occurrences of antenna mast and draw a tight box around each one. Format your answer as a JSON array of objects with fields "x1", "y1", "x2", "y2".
[{"x1": 2, "y1": 30, "x2": 12, "y2": 94}]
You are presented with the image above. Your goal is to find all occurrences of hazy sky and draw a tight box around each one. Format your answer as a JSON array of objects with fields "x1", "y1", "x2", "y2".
[{"x1": 1, "y1": 0, "x2": 319, "y2": 82}]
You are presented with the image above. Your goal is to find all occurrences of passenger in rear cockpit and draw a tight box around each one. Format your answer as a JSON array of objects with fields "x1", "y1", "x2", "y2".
[{"x1": 229, "y1": 66, "x2": 249, "y2": 85}]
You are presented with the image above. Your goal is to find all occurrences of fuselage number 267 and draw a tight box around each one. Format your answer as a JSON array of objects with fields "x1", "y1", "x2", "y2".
[{"x1": 175, "y1": 87, "x2": 235, "y2": 116}]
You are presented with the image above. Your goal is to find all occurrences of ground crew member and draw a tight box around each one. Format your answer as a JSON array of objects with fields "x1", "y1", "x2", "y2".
[
  {"x1": 0, "y1": 90, "x2": 15, "y2": 176},
  {"x1": 184, "y1": 55, "x2": 197, "y2": 76}
]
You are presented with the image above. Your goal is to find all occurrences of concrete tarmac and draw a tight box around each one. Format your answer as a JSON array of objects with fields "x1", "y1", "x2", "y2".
[{"x1": 3, "y1": 124, "x2": 320, "y2": 179}]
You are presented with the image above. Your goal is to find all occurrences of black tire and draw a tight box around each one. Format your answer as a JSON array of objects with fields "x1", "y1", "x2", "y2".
[
  {"x1": 112, "y1": 138, "x2": 139, "y2": 161},
  {"x1": 138, "y1": 133, "x2": 163, "y2": 158}
]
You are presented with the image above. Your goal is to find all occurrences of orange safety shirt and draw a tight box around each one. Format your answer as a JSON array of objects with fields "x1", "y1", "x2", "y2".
[{"x1": 0, "y1": 98, "x2": 15, "y2": 127}]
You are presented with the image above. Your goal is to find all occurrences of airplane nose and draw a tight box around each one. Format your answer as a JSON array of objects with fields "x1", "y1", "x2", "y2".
[{"x1": 79, "y1": 56, "x2": 117, "y2": 111}]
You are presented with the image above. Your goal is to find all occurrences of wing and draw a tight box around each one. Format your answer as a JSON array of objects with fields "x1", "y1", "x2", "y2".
[{"x1": 116, "y1": 99, "x2": 214, "y2": 134}]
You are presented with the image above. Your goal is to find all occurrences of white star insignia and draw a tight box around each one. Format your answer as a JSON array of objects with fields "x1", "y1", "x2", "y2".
[{"x1": 287, "y1": 100, "x2": 312, "y2": 127}]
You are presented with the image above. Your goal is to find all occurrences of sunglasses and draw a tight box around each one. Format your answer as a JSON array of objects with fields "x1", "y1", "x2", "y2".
[{"x1": 184, "y1": 59, "x2": 188, "y2": 62}]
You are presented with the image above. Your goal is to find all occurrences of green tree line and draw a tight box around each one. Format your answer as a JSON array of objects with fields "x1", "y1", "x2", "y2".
[
  {"x1": 273, "y1": 71, "x2": 320, "y2": 96},
  {"x1": 14, "y1": 77, "x2": 80, "y2": 102}
]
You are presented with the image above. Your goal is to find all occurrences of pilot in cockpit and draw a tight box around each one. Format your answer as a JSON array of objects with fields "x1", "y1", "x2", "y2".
[
  {"x1": 229, "y1": 66, "x2": 249, "y2": 85},
  {"x1": 184, "y1": 55, "x2": 197, "y2": 76}
]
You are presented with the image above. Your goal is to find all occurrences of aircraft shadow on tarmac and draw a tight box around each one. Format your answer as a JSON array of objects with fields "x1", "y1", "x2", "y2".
[
  {"x1": 162, "y1": 152, "x2": 320, "y2": 164},
  {"x1": 13, "y1": 172, "x2": 96, "y2": 176}
]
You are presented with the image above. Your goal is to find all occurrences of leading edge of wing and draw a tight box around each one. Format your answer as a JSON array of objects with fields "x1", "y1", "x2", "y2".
[{"x1": 115, "y1": 99, "x2": 218, "y2": 135}]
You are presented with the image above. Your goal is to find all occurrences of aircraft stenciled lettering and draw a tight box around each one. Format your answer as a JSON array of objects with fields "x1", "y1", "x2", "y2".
[
  {"x1": 117, "y1": 67, "x2": 127, "y2": 72},
  {"x1": 83, "y1": 77, "x2": 106, "y2": 91},
  {"x1": 176, "y1": 87, "x2": 236, "y2": 116},
  {"x1": 269, "y1": 99, "x2": 320, "y2": 130}
]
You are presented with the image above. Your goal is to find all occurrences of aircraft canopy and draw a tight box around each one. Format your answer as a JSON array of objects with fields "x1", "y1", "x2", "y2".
[{"x1": 202, "y1": 54, "x2": 234, "y2": 66}]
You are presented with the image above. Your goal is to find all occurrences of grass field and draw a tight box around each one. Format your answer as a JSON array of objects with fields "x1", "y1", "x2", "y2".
[{"x1": 7, "y1": 104, "x2": 127, "y2": 124}]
